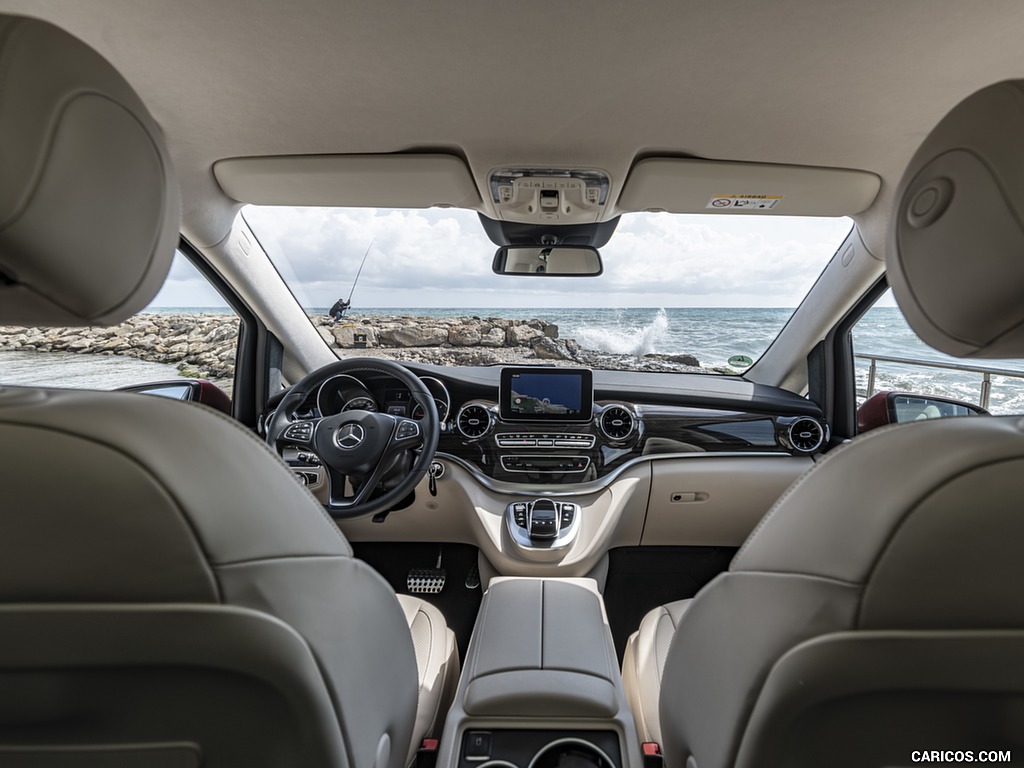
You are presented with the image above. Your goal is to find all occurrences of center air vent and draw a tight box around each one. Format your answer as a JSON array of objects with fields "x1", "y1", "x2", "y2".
[
  {"x1": 787, "y1": 417, "x2": 825, "y2": 453},
  {"x1": 457, "y1": 404, "x2": 492, "y2": 439},
  {"x1": 600, "y1": 406, "x2": 635, "y2": 440}
]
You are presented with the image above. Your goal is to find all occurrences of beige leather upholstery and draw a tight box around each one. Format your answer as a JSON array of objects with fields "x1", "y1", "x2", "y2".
[
  {"x1": 0, "y1": 388, "x2": 427, "y2": 768},
  {"x1": 0, "y1": 14, "x2": 455, "y2": 767},
  {"x1": 0, "y1": 16, "x2": 178, "y2": 326},
  {"x1": 628, "y1": 80, "x2": 1024, "y2": 768},
  {"x1": 620, "y1": 599, "x2": 690, "y2": 745},
  {"x1": 397, "y1": 595, "x2": 460, "y2": 765}
]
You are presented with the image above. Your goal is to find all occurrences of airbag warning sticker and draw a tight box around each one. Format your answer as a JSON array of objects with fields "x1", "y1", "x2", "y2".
[{"x1": 706, "y1": 194, "x2": 783, "y2": 210}]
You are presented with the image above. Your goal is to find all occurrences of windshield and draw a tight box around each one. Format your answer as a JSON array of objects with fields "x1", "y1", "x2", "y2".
[{"x1": 244, "y1": 207, "x2": 852, "y2": 374}]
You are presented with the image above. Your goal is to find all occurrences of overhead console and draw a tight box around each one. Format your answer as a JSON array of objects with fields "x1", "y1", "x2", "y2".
[{"x1": 488, "y1": 168, "x2": 611, "y2": 225}]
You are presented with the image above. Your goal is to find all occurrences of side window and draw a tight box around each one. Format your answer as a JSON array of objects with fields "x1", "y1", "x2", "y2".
[
  {"x1": 851, "y1": 288, "x2": 1024, "y2": 432},
  {"x1": 0, "y1": 251, "x2": 238, "y2": 395}
]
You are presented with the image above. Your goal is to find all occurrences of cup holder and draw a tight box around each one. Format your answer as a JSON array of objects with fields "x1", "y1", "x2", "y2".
[{"x1": 527, "y1": 738, "x2": 616, "y2": 768}]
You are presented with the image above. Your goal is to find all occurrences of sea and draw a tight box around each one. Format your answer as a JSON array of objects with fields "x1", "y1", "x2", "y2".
[{"x1": 5, "y1": 306, "x2": 1024, "y2": 415}]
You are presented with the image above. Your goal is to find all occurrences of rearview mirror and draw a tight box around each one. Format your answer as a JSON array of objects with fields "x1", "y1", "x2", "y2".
[
  {"x1": 492, "y1": 245, "x2": 603, "y2": 276},
  {"x1": 857, "y1": 391, "x2": 988, "y2": 434}
]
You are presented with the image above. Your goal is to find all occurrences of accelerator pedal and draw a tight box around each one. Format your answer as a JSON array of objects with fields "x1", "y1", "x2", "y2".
[{"x1": 407, "y1": 547, "x2": 447, "y2": 594}]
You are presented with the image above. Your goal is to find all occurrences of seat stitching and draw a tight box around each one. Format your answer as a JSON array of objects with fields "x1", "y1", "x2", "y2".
[{"x1": 214, "y1": 554, "x2": 353, "y2": 568}]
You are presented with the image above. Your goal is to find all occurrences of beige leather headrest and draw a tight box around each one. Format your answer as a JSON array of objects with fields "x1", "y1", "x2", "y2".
[
  {"x1": 889, "y1": 80, "x2": 1024, "y2": 359},
  {"x1": 0, "y1": 15, "x2": 178, "y2": 326}
]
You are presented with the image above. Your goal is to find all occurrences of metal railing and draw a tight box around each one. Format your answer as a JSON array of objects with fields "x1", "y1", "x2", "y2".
[{"x1": 856, "y1": 353, "x2": 1024, "y2": 410}]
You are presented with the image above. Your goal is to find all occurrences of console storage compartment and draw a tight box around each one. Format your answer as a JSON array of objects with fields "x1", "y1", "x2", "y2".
[{"x1": 437, "y1": 577, "x2": 641, "y2": 768}]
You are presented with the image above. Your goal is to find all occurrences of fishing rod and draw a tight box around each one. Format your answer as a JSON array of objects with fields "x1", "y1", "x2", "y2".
[{"x1": 346, "y1": 239, "x2": 374, "y2": 303}]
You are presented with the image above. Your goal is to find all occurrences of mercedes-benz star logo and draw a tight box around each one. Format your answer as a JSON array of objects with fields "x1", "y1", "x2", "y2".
[{"x1": 335, "y1": 422, "x2": 365, "y2": 450}]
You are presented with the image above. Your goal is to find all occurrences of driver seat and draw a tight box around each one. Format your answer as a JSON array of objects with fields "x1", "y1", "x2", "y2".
[{"x1": 0, "y1": 15, "x2": 455, "y2": 768}]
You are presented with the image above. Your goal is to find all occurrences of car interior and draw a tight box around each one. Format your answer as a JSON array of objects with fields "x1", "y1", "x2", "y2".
[{"x1": 1, "y1": 3, "x2": 1023, "y2": 768}]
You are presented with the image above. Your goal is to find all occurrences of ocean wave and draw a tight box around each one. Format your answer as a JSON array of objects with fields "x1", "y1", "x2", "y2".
[{"x1": 570, "y1": 308, "x2": 669, "y2": 356}]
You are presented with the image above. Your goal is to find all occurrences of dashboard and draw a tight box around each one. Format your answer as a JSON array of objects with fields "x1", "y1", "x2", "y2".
[
  {"x1": 264, "y1": 362, "x2": 827, "y2": 576},
  {"x1": 267, "y1": 362, "x2": 828, "y2": 490}
]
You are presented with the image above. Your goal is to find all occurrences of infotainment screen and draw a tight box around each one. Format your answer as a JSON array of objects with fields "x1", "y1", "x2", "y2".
[{"x1": 499, "y1": 367, "x2": 594, "y2": 422}]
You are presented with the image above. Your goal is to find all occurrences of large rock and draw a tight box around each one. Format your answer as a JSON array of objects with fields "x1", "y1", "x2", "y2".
[
  {"x1": 449, "y1": 324, "x2": 482, "y2": 346},
  {"x1": 379, "y1": 325, "x2": 448, "y2": 347},
  {"x1": 479, "y1": 327, "x2": 506, "y2": 347},
  {"x1": 645, "y1": 352, "x2": 701, "y2": 367},
  {"x1": 506, "y1": 324, "x2": 543, "y2": 346},
  {"x1": 532, "y1": 336, "x2": 575, "y2": 360},
  {"x1": 331, "y1": 324, "x2": 379, "y2": 348}
]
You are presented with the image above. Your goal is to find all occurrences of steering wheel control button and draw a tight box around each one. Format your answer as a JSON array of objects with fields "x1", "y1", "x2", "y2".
[
  {"x1": 334, "y1": 422, "x2": 366, "y2": 449},
  {"x1": 284, "y1": 422, "x2": 314, "y2": 443},
  {"x1": 396, "y1": 420, "x2": 420, "y2": 440}
]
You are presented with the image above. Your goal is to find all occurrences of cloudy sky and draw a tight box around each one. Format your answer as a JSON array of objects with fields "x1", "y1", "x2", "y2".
[{"x1": 150, "y1": 207, "x2": 853, "y2": 309}]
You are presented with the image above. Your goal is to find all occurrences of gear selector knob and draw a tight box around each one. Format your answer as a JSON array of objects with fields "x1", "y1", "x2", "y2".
[{"x1": 529, "y1": 498, "x2": 559, "y2": 539}]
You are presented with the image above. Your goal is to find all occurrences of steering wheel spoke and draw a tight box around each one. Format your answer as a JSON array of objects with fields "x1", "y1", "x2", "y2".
[
  {"x1": 266, "y1": 358, "x2": 439, "y2": 519},
  {"x1": 322, "y1": 464, "x2": 381, "y2": 510}
]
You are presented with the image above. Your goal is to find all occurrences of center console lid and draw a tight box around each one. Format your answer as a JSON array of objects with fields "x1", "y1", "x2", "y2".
[{"x1": 465, "y1": 578, "x2": 620, "y2": 717}]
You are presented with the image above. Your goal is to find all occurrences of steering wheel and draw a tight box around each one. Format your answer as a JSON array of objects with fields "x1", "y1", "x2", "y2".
[{"x1": 266, "y1": 358, "x2": 439, "y2": 519}]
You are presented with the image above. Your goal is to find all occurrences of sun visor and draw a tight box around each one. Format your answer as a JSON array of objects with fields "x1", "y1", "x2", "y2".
[
  {"x1": 617, "y1": 158, "x2": 880, "y2": 216},
  {"x1": 213, "y1": 154, "x2": 481, "y2": 208}
]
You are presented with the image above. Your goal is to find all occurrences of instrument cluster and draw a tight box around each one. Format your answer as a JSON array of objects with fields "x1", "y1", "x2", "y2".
[{"x1": 315, "y1": 373, "x2": 451, "y2": 422}]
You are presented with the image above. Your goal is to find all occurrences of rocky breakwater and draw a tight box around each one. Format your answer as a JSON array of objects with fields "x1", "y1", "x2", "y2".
[
  {"x1": 0, "y1": 314, "x2": 239, "y2": 381},
  {"x1": 0, "y1": 312, "x2": 705, "y2": 378},
  {"x1": 316, "y1": 314, "x2": 703, "y2": 372}
]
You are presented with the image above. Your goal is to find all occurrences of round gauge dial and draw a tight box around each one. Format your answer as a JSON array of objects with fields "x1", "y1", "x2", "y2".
[
  {"x1": 412, "y1": 398, "x2": 449, "y2": 421},
  {"x1": 343, "y1": 396, "x2": 378, "y2": 412}
]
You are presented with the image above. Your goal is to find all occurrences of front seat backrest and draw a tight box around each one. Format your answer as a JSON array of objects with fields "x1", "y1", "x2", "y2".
[
  {"x1": 657, "y1": 80, "x2": 1024, "y2": 768},
  {"x1": 0, "y1": 15, "x2": 418, "y2": 768}
]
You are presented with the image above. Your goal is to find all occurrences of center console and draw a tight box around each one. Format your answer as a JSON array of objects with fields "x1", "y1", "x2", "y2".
[{"x1": 436, "y1": 577, "x2": 642, "y2": 768}]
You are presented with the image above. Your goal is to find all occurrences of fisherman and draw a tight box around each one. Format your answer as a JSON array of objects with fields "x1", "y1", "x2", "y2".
[{"x1": 328, "y1": 297, "x2": 350, "y2": 323}]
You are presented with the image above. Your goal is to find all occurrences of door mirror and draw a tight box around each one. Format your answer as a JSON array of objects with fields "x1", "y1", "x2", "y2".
[
  {"x1": 118, "y1": 379, "x2": 232, "y2": 415},
  {"x1": 857, "y1": 391, "x2": 988, "y2": 433},
  {"x1": 492, "y1": 245, "x2": 603, "y2": 276}
]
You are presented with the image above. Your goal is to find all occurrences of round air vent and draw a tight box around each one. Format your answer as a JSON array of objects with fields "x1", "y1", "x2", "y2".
[
  {"x1": 456, "y1": 404, "x2": 492, "y2": 439},
  {"x1": 600, "y1": 405, "x2": 635, "y2": 440},
  {"x1": 787, "y1": 417, "x2": 825, "y2": 453}
]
